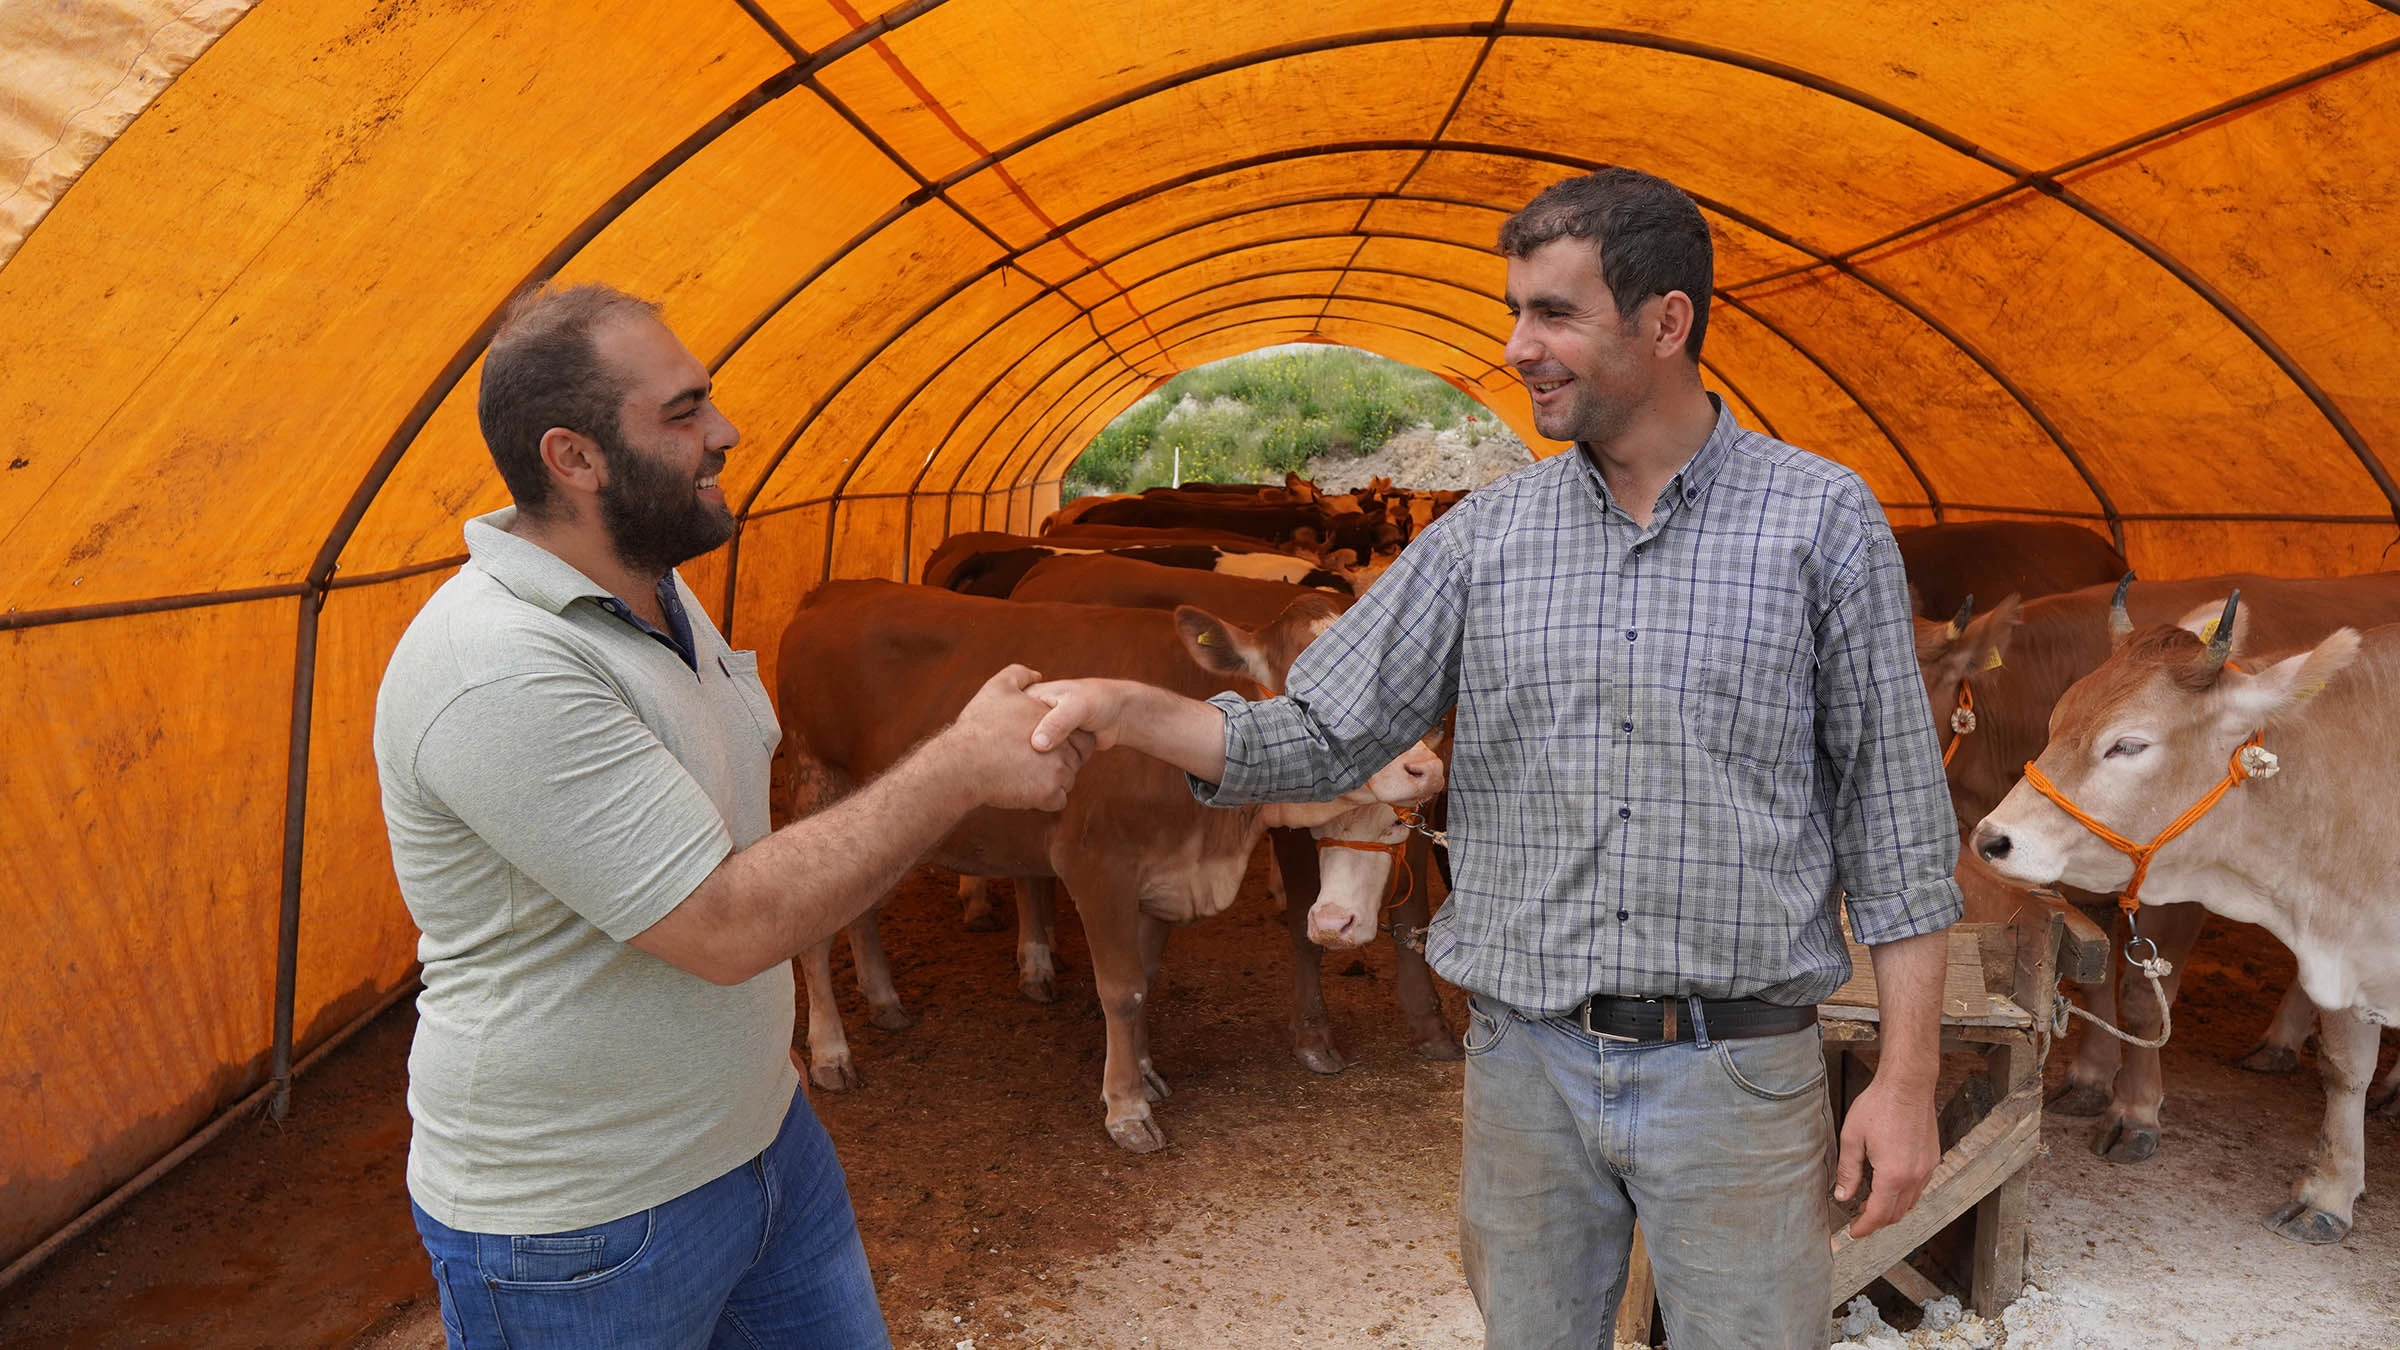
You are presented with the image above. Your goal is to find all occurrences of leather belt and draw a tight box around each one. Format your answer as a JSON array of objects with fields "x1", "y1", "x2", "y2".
[{"x1": 1575, "y1": 994, "x2": 1817, "y2": 1044}]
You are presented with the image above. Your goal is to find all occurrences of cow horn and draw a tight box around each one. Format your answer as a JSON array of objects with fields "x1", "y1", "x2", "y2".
[
  {"x1": 2204, "y1": 589, "x2": 2240, "y2": 672},
  {"x1": 2108, "y1": 572, "x2": 2137, "y2": 640},
  {"x1": 1946, "y1": 595, "x2": 1975, "y2": 642}
]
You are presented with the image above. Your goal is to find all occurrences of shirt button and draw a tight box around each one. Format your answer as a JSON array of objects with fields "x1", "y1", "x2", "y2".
[
  {"x1": 1625, "y1": 629, "x2": 1637, "y2": 642},
  {"x1": 1621, "y1": 721, "x2": 1634, "y2": 734},
  {"x1": 1618, "y1": 805, "x2": 1632, "y2": 820},
  {"x1": 1617, "y1": 910, "x2": 1632, "y2": 923}
]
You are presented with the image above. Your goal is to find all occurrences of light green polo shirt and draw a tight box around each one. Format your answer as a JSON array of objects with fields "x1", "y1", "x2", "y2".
[{"x1": 374, "y1": 507, "x2": 798, "y2": 1234}]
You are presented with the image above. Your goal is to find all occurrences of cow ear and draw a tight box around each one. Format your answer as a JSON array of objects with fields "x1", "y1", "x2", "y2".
[
  {"x1": 2218, "y1": 628, "x2": 2361, "y2": 725},
  {"x1": 1954, "y1": 594, "x2": 2022, "y2": 678},
  {"x1": 1174, "y1": 605, "x2": 1266, "y2": 680}
]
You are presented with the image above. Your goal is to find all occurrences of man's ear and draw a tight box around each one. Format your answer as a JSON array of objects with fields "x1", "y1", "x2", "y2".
[
  {"x1": 1648, "y1": 290, "x2": 1696, "y2": 361},
  {"x1": 2218, "y1": 628, "x2": 2361, "y2": 726},
  {"x1": 538, "y1": 426, "x2": 607, "y2": 498}
]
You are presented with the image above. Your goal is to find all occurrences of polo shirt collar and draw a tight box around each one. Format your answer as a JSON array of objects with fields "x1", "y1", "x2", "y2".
[
  {"x1": 1572, "y1": 392, "x2": 1740, "y2": 514},
  {"x1": 463, "y1": 507, "x2": 615, "y2": 615}
]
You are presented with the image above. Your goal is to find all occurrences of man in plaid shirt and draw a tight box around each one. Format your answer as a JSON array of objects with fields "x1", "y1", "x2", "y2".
[{"x1": 1028, "y1": 168, "x2": 1958, "y2": 1348}]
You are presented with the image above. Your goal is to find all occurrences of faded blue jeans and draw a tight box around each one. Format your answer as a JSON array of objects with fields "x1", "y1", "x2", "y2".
[
  {"x1": 411, "y1": 1089, "x2": 889, "y2": 1350},
  {"x1": 1459, "y1": 993, "x2": 1835, "y2": 1350}
]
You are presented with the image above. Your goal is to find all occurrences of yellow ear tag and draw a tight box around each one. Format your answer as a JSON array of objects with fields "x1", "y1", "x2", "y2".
[
  {"x1": 2200, "y1": 618, "x2": 2221, "y2": 641},
  {"x1": 1195, "y1": 631, "x2": 1215, "y2": 646},
  {"x1": 1981, "y1": 649, "x2": 2005, "y2": 671}
]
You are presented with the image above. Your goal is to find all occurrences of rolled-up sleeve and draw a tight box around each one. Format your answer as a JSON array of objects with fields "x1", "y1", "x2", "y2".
[
  {"x1": 1814, "y1": 506, "x2": 1965, "y2": 944},
  {"x1": 1193, "y1": 516, "x2": 1469, "y2": 806}
]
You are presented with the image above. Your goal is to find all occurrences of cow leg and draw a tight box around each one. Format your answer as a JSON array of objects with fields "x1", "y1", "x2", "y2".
[
  {"x1": 1015, "y1": 875, "x2": 1059, "y2": 1004},
  {"x1": 2235, "y1": 982, "x2": 2317, "y2": 1074},
  {"x1": 2370, "y1": 1041, "x2": 2400, "y2": 1121},
  {"x1": 2267, "y1": 1006, "x2": 2379, "y2": 1244},
  {"x1": 1063, "y1": 862, "x2": 1170, "y2": 1152},
  {"x1": 2090, "y1": 904, "x2": 2206, "y2": 1165},
  {"x1": 1264, "y1": 844, "x2": 1287, "y2": 912},
  {"x1": 1271, "y1": 827, "x2": 1349, "y2": 1075},
  {"x1": 800, "y1": 937, "x2": 863, "y2": 1091},
  {"x1": 844, "y1": 911, "x2": 913, "y2": 1032},
  {"x1": 960, "y1": 875, "x2": 1002, "y2": 932},
  {"x1": 1391, "y1": 831, "x2": 1460, "y2": 1061}
]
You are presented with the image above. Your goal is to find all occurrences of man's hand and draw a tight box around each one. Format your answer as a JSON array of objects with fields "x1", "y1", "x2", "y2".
[
  {"x1": 1833, "y1": 1066, "x2": 1940, "y2": 1240},
  {"x1": 940, "y1": 665, "x2": 1094, "y2": 812},
  {"x1": 1026, "y1": 677, "x2": 1135, "y2": 753}
]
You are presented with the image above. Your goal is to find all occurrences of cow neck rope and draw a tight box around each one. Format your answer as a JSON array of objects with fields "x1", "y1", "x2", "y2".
[
  {"x1": 1942, "y1": 681, "x2": 1976, "y2": 767},
  {"x1": 2018, "y1": 731, "x2": 2276, "y2": 1052},
  {"x1": 1317, "y1": 807, "x2": 1421, "y2": 951}
]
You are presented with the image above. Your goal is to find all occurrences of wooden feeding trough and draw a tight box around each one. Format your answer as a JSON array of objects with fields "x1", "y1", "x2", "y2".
[{"x1": 1615, "y1": 900, "x2": 2109, "y2": 1342}]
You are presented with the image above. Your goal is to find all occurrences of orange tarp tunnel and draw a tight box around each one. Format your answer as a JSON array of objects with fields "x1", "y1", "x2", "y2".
[{"x1": 5, "y1": 0, "x2": 2399, "y2": 1271}]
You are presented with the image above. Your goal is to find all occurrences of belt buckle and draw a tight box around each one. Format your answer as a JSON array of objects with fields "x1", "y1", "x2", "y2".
[{"x1": 1580, "y1": 998, "x2": 1639, "y2": 1043}]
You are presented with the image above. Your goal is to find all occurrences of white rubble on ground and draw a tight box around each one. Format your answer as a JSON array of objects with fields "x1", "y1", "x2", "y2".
[
  {"x1": 1301, "y1": 418, "x2": 1532, "y2": 492},
  {"x1": 1829, "y1": 1292, "x2": 2003, "y2": 1349}
]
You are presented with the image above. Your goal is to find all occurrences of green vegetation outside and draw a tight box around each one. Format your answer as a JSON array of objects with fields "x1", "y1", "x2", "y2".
[{"x1": 1064, "y1": 346, "x2": 1491, "y2": 494}]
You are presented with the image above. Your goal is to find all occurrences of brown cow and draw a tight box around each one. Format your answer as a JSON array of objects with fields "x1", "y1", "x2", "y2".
[
  {"x1": 1896, "y1": 520, "x2": 2128, "y2": 622},
  {"x1": 1008, "y1": 552, "x2": 1460, "y2": 1069},
  {"x1": 772, "y1": 580, "x2": 1444, "y2": 1151},
  {"x1": 1934, "y1": 571, "x2": 2400, "y2": 1163},
  {"x1": 1972, "y1": 599, "x2": 2399, "y2": 1242}
]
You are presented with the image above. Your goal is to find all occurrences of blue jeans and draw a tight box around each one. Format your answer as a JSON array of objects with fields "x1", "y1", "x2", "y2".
[
  {"x1": 1459, "y1": 994, "x2": 1834, "y2": 1350},
  {"x1": 411, "y1": 1090, "x2": 889, "y2": 1349}
]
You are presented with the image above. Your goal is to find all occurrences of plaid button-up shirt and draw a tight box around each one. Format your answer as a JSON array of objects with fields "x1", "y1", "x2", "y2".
[{"x1": 1195, "y1": 400, "x2": 1962, "y2": 1015}]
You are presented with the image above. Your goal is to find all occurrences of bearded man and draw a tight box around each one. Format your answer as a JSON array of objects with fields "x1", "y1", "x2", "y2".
[
  {"x1": 374, "y1": 284, "x2": 1088, "y2": 1349},
  {"x1": 1024, "y1": 169, "x2": 1957, "y2": 1348}
]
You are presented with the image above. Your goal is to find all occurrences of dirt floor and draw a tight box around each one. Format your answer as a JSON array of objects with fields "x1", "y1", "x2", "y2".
[{"x1": 3, "y1": 854, "x2": 2396, "y2": 1348}]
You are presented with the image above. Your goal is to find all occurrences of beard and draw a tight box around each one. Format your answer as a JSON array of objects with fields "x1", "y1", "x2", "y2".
[
  {"x1": 594, "y1": 426, "x2": 733, "y2": 576},
  {"x1": 1534, "y1": 380, "x2": 1637, "y2": 448}
]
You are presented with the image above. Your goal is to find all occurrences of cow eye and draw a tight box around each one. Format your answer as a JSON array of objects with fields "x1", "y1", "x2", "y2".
[{"x1": 2104, "y1": 738, "x2": 2148, "y2": 760}]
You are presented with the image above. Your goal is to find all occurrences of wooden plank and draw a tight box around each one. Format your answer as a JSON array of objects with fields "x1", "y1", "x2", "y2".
[
  {"x1": 1881, "y1": 1258, "x2": 1945, "y2": 1306},
  {"x1": 1825, "y1": 924, "x2": 1997, "y2": 1017},
  {"x1": 1821, "y1": 997, "x2": 2031, "y2": 1029},
  {"x1": 1828, "y1": 1081, "x2": 2043, "y2": 1313},
  {"x1": 1616, "y1": 1223, "x2": 1654, "y2": 1345},
  {"x1": 2055, "y1": 903, "x2": 2111, "y2": 986},
  {"x1": 1970, "y1": 1167, "x2": 2032, "y2": 1313}
]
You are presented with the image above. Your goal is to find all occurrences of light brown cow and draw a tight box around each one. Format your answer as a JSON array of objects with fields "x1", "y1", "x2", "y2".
[
  {"x1": 1007, "y1": 551, "x2": 1459, "y2": 1069},
  {"x1": 772, "y1": 580, "x2": 1443, "y2": 1152},
  {"x1": 1971, "y1": 598, "x2": 2398, "y2": 1242},
  {"x1": 1927, "y1": 572, "x2": 2400, "y2": 1163}
]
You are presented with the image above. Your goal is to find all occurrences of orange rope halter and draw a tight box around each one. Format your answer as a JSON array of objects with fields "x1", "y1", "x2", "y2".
[
  {"x1": 1316, "y1": 807, "x2": 1415, "y2": 911},
  {"x1": 1942, "y1": 681, "x2": 1976, "y2": 767},
  {"x1": 2018, "y1": 732, "x2": 2271, "y2": 916}
]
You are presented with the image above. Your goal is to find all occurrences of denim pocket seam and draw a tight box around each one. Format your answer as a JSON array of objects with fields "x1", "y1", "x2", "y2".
[
  {"x1": 482, "y1": 1210, "x2": 657, "y2": 1293},
  {"x1": 1461, "y1": 996, "x2": 1513, "y2": 1056},
  {"x1": 1713, "y1": 1040, "x2": 1828, "y2": 1101},
  {"x1": 427, "y1": 1255, "x2": 465, "y2": 1341}
]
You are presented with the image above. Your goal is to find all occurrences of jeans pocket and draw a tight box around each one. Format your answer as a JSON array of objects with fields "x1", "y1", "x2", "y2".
[
  {"x1": 1712, "y1": 1029, "x2": 1828, "y2": 1102},
  {"x1": 1462, "y1": 993, "x2": 1514, "y2": 1056},
  {"x1": 491, "y1": 1209, "x2": 655, "y2": 1288}
]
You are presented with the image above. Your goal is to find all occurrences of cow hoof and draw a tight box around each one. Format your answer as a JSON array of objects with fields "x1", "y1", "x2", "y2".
[
  {"x1": 1294, "y1": 1044, "x2": 1351, "y2": 1075},
  {"x1": 1141, "y1": 1065, "x2": 1172, "y2": 1102},
  {"x1": 2265, "y1": 1201, "x2": 2350, "y2": 1245},
  {"x1": 1107, "y1": 1113, "x2": 1168, "y2": 1154},
  {"x1": 2046, "y1": 1081, "x2": 2111, "y2": 1116},
  {"x1": 811, "y1": 1060, "x2": 864, "y2": 1092},
  {"x1": 2233, "y1": 1043, "x2": 2300, "y2": 1075},
  {"x1": 870, "y1": 1006, "x2": 915, "y2": 1033},
  {"x1": 1018, "y1": 973, "x2": 1058, "y2": 1004},
  {"x1": 1413, "y1": 1032, "x2": 1464, "y2": 1062},
  {"x1": 962, "y1": 909, "x2": 1004, "y2": 933},
  {"x1": 2094, "y1": 1120, "x2": 2160, "y2": 1165}
]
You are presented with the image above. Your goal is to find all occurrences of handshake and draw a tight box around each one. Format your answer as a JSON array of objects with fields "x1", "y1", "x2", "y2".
[{"x1": 933, "y1": 665, "x2": 1101, "y2": 813}]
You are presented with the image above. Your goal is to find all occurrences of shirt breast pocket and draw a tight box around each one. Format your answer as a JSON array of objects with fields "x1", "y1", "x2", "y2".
[
  {"x1": 717, "y1": 650, "x2": 783, "y2": 751},
  {"x1": 1693, "y1": 625, "x2": 1817, "y2": 769}
]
